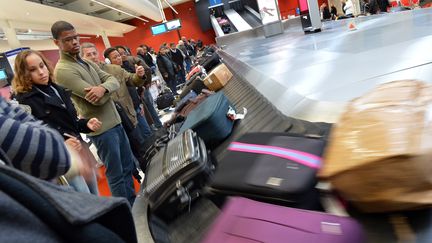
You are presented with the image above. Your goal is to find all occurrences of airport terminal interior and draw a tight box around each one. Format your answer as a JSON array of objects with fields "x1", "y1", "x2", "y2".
[{"x1": 1, "y1": 0, "x2": 432, "y2": 242}]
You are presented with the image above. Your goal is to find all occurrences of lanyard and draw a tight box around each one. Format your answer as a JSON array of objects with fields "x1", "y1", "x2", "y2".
[{"x1": 34, "y1": 85, "x2": 66, "y2": 109}]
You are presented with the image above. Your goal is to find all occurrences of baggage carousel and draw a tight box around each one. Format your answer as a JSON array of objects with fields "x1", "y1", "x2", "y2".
[
  {"x1": 133, "y1": 8, "x2": 432, "y2": 243},
  {"x1": 219, "y1": 8, "x2": 432, "y2": 122}
]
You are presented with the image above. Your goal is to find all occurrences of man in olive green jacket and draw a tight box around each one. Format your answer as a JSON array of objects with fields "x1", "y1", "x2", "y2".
[
  {"x1": 51, "y1": 20, "x2": 136, "y2": 205},
  {"x1": 80, "y1": 42, "x2": 153, "y2": 169}
]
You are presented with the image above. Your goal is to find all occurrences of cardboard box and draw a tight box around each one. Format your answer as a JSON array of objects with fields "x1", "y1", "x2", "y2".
[{"x1": 203, "y1": 64, "x2": 233, "y2": 91}]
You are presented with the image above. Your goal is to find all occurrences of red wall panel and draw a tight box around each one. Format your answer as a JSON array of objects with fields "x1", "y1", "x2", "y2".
[
  {"x1": 278, "y1": 0, "x2": 328, "y2": 19},
  {"x1": 278, "y1": 0, "x2": 300, "y2": 19}
]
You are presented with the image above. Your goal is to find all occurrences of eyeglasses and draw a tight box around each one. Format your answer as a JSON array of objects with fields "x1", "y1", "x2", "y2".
[{"x1": 59, "y1": 35, "x2": 80, "y2": 43}]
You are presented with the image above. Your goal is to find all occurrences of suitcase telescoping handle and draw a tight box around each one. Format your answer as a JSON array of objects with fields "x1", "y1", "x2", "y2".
[{"x1": 174, "y1": 136, "x2": 210, "y2": 212}]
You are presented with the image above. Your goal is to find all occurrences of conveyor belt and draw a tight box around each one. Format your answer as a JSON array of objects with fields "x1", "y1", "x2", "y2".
[
  {"x1": 132, "y1": 67, "x2": 331, "y2": 243},
  {"x1": 238, "y1": 10, "x2": 262, "y2": 28}
]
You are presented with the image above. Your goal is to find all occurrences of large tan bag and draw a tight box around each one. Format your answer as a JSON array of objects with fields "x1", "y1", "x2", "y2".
[
  {"x1": 203, "y1": 63, "x2": 233, "y2": 91},
  {"x1": 320, "y1": 80, "x2": 432, "y2": 213}
]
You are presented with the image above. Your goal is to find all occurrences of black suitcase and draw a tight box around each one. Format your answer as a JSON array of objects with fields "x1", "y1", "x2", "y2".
[
  {"x1": 199, "y1": 53, "x2": 220, "y2": 73},
  {"x1": 208, "y1": 132, "x2": 326, "y2": 210},
  {"x1": 144, "y1": 129, "x2": 213, "y2": 221},
  {"x1": 179, "y1": 76, "x2": 207, "y2": 99}
]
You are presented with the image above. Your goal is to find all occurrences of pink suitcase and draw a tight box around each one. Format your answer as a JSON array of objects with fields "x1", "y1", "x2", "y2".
[{"x1": 202, "y1": 197, "x2": 365, "y2": 243}]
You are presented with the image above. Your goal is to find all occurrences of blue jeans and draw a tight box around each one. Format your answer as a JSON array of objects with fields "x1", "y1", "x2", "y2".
[
  {"x1": 185, "y1": 58, "x2": 192, "y2": 73},
  {"x1": 89, "y1": 124, "x2": 136, "y2": 205},
  {"x1": 143, "y1": 89, "x2": 163, "y2": 128},
  {"x1": 166, "y1": 78, "x2": 177, "y2": 94},
  {"x1": 177, "y1": 67, "x2": 186, "y2": 85},
  {"x1": 136, "y1": 108, "x2": 153, "y2": 139},
  {"x1": 68, "y1": 176, "x2": 90, "y2": 193},
  {"x1": 68, "y1": 172, "x2": 99, "y2": 195}
]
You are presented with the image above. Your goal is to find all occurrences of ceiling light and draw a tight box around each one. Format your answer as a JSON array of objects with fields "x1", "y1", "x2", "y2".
[{"x1": 90, "y1": 0, "x2": 149, "y2": 22}]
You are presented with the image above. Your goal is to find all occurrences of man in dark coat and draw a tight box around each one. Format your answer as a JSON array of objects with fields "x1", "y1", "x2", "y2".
[
  {"x1": 156, "y1": 45, "x2": 177, "y2": 93},
  {"x1": 169, "y1": 43, "x2": 186, "y2": 85}
]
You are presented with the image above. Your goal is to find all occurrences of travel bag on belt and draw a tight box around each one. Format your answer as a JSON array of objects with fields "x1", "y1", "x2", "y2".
[
  {"x1": 179, "y1": 91, "x2": 235, "y2": 148},
  {"x1": 208, "y1": 132, "x2": 326, "y2": 210},
  {"x1": 320, "y1": 80, "x2": 432, "y2": 213},
  {"x1": 144, "y1": 129, "x2": 213, "y2": 221},
  {"x1": 202, "y1": 197, "x2": 365, "y2": 243}
]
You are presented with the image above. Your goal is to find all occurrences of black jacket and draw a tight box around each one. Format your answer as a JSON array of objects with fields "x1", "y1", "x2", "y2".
[
  {"x1": 170, "y1": 49, "x2": 184, "y2": 67},
  {"x1": 156, "y1": 54, "x2": 177, "y2": 81},
  {"x1": 138, "y1": 53, "x2": 155, "y2": 68},
  {"x1": 15, "y1": 83, "x2": 92, "y2": 139},
  {"x1": 0, "y1": 163, "x2": 137, "y2": 243}
]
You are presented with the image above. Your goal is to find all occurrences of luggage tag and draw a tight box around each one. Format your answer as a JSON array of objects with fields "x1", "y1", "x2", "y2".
[{"x1": 227, "y1": 106, "x2": 248, "y2": 121}]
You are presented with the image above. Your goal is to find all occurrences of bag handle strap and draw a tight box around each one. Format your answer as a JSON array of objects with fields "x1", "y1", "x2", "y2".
[{"x1": 228, "y1": 141, "x2": 322, "y2": 169}]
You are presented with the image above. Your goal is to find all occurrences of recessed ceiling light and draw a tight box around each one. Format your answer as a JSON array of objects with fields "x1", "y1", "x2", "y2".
[{"x1": 26, "y1": 12, "x2": 30, "y2": 15}]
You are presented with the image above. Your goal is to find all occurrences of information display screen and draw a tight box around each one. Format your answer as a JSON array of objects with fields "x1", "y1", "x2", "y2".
[
  {"x1": 165, "y1": 19, "x2": 181, "y2": 31},
  {"x1": 209, "y1": 0, "x2": 222, "y2": 7},
  {"x1": 151, "y1": 23, "x2": 168, "y2": 35},
  {"x1": 0, "y1": 69, "x2": 6, "y2": 80}
]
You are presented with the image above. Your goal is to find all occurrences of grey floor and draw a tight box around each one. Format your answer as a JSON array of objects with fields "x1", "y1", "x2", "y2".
[{"x1": 223, "y1": 8, "x2": 432, "y2": 122}]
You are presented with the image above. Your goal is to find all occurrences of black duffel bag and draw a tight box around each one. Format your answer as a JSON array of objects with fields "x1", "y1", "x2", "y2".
[
  {"x1": 199, "y1": 52, "x2": 220, "y2": 73},
  {"x1": 156, "y1": 90, "x2": 175, "y2": 110}
]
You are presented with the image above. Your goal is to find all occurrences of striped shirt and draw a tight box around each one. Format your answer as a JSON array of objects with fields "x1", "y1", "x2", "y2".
[{"x1": 0, "y1": 97, "x2": 70, "y2": 180}]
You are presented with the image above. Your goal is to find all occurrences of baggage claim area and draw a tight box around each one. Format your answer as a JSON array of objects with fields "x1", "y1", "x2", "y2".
[
  {"x1": 1, "y1": 0, "x2": 432, "y2": 242},
  {"x1": 135, "y1": 7, "x2": 432, "y2": 243}
]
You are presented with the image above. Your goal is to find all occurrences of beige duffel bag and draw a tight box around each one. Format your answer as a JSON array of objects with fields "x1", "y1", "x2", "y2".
[{"x1": 320, "y1": 80, "x2": 432, "y2": 213}]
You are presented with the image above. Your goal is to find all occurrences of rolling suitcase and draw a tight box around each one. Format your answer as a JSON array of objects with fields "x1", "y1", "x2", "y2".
[
  {"x1": 175, "y1": 90, "x2": 198, "y2": 112},
  {"x1": 202, "y1": 197, "x2": 365, "y2": 243},
  {"x1": 179, "y1": 92, "x2": 235, "y2": 148},
  {"x1": 208, "y1": 132, "x2": 326, "y2": 209},
  {"x1": 199, "y1": 53, "x2": 220, "y2": 73},
  {"x1": 179, "y1": 76, "x2": 207, "y2": 99},
  {"x1": 144, "y1": 129, "x2": 213, "y2": 221}
]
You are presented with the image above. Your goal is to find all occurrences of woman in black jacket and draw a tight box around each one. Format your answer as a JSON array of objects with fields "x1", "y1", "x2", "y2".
[{"x1": 12, "y1": 49, "x2": 101, "y2": 194}]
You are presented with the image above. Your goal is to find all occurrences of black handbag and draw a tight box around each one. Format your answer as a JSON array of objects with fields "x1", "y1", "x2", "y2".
[{"x1": 114, "y1": 101, "x2": 135, "y2": 133}]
